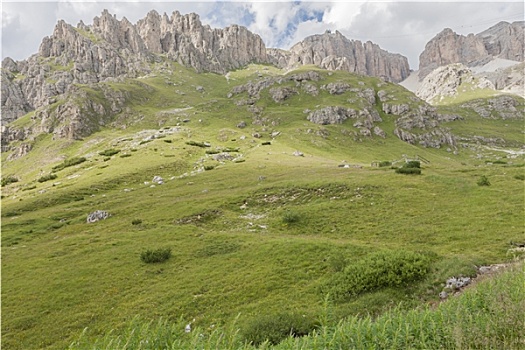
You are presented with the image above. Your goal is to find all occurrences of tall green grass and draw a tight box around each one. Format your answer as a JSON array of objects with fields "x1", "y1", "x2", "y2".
[{"x1": 70, "y1": 263, "x2": 524, "y2": 349}]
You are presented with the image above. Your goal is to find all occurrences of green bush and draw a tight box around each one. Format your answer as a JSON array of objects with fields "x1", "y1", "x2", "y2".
[
  {"x1": 241, "y1": 312, "x2": 319, "y2": 346},
  {"x1": 395, "y1": 167, "x2": 421, "y2": 175},
  {"x1": 186, "y1": 140, "x2": 210, "y2": 148},
  {"x1": 404, "y1": 160, "x2": 421, "y2": 168},
  {"x1": 204, "y1": 165, "x2": 215, "y2": 171},
  {"x1": 324, "y1": 250, "x2": 432, "y2": 302},
  {"x1": 477, "y1": 175, "x2": 491, "y2": 186},
  {"x1": 38, "y1": 173, "x2": 58, "y2": 183},
  {"x1": 52, "y1": 157, "x2": 87, "y2": 171},
  {"x1": 119, "y1": 154, "x2": 132, "y2": 158},
  {"x1": 140, "y1": 248, "x2": 172, "y2": 264},
  {"x1": 131, "y1": 219, "x2": 142, "y2": 225},
  {"x1": 99, "y1": 149, "x2": 120, "y2": 157},
  {"x1": 282, "y1": 211, "x2": 300, "y2": 225},
  {"x1": 1, "y1": 175, "x2": 18, "y2": 187},
  {"x1": 378, "y1": 161, "x2": 392, "y2": 167},
  {"x1": 163, "y1": 139, "x2": 173, "y2": 143},
  {"x1": 514, "y1": 174, "x2": 525, "y2": 180}
]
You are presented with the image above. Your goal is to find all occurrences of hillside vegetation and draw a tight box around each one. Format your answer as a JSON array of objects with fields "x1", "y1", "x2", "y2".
[{"x1": 2, "y1": 63, "x2": 524, "y2": 349}]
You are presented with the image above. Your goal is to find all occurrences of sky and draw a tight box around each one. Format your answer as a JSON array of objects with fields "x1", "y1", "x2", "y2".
[{"x1": 1, "y1": 1, "x2": 524, "y2": 69}]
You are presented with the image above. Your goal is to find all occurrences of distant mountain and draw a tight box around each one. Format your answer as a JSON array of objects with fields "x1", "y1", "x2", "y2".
[
  {"x1": 418, "y1": 21, "x2": 524, "y2": 79},
  {"x1": 1, "y1": 9, "x2": 410, "y2": 126},
  {"x1": 268, "y1": 30, "x2": 410, "y2": 83}
]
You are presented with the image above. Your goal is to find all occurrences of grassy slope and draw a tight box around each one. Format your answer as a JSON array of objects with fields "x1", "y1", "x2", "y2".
[{"x1": 2, "y1": 64, "x2": 524, "y2": 349}]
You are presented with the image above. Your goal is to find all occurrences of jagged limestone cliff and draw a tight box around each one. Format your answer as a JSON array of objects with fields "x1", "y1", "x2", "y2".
[
  {"x1": 1, "y1": 10, "x2": 410, "y2": 127},
  {"x1": 418, "y1": 21, "x2": 525, "y2": 79}
]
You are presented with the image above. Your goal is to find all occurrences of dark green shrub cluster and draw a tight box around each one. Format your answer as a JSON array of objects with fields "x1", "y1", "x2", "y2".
[
  {"x1": 38, "y1": 173, "x2": 58, "y2": 183},
  {"x1": 140, "y1": 248, "x2": 172, "y2": 264},
  {"x1": 1, "y1": 175, "x2": 18, "y2": 187},
  {"x1": 396, "y1": 167, "x2": 422, "y2": 175},
  {"x1": 99, "y1": 149, "x2": 120, "y2": 157},
  {"x1": 378, "y1": 161, "x2": 392, "y2": 167},
  {"x1": 22, "y1": 185, "x2": 37, "y2": 191},
  {"x1": 52, "y1": 157, "x2": 86, "y2": 171},
  {"x1": 186, "y1": 140, "x2": 210, "y2": 148},
  {"x1": 405, "y1": 160, "x2": 421, "y2": 168},
  {"x1": 241, "y1": 312, "x2": 319, "y2": 346},
  {"x1": 477, "y1": 175, "x2": 491, "y2": 186},
  {"x1": 395, "y1": 161, "x2": 421, "y2": 175},
  {"x1": 514, "y1": 174, "x2": 525, "y2": 180},
  {"x1": 282, "y1": 211, "x2": 300, "y2": 225},
  {"x1": 131, "y1": 219, "x2": 142, "y2": 225},
  {"x1": 486, "y1": 159, "x2": 507, "y2": 164},
  {"x1": 205, "y1": 149, "x2": 220, "y2": 154},
  {"x1": 163, "y1": 139, "x2": 173, "y2": 143},
  {"x1": 262, "y1": 141, "x2": 272, "y2": 146},
  {"x1": 120, "y1": 154, "x2": 132, "y2": 158},
  {"x1": 204, "y1": 165, "x2": 215, "y2": 171},
  {"x1": 139, "y1": 140, "x2": 152, "y2": 145},
  {"x1": 324, "y1": 250, "x2": 432, "y2": 302}
]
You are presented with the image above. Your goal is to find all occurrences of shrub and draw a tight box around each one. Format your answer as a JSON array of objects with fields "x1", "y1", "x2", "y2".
[
  {"x1": 282, "y1": 211, "x2": 300, "y2": 225},
  {"x1": 514, "y1": 174, "x2": 525, "y2": 180},
  {"x1": 38, "y1": 173, "x2": 58, "y2": 183},
  {"x1": 405, "y1": 160, "x2": 421, "y2": 168},
  {"x1": 378, "y1": 161, "x2": 392, "y2": 167},
  {"x1": 324, "y1": 250, "x2": 432, "y2": 302},
  {"x1": 241, "y1": 312, "x2": 319, "y2": 346},
  {"x1": 163, "y1": 139, "x2": 173, "y2": 143},
  {"x1": 262, "y1": 141, "x2": 272, "y2": 146},
  {"x1": 477, "y1": 175, "x2": 491, "y2": 186},
  {"x1": 139, "y1": 140, "x2": 152, "y2": 145},
  {"x1": 186, "y1": 140, "x2": 210, "y2": 148},
  {"x1": 140, "y1": 248, "x2": 172, "y2": 264},
  {"x1": 99, "y1": 149, "x2": 120, "y2": 157},
  {"x1": 131, "y1": 219, "x2": 142, "y2": 225},
  {"x1": 120, "y1": 154, "x2": 132, "y2": 158},
  {"x1": 395, "y1": 167, "x2": 421, "y2": 175},
  {"x1": 1, "y1": 175, "x2": 18, "y2": 187},
  {"x1": 204, "y1": 165, "x2": 215, "y2": 171},
  {"x1": 52, "y1": 157, "x2": 87, "y2": 171}
]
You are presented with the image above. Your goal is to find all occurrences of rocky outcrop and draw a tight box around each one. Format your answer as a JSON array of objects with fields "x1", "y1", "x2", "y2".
[
  {"x1": 135, "y1": 10, "x2": 267, "y2": 73},
  {"x1": 418, "y1": 29, "x2": 488, "y2": 78},
  {"x1": 477, "y1": 21, "x2": 525, "y2": 61},
  {"x1": 280, "y1": 30, "x2": 410, "y2": 83},
  {"x1": 419, "y1": 21, "x2": 525, "y2": 79},
  {"x1": 460, "y1": 95, "x2": 523, "y2": 119},
  {"x1": 416, "y1": 63, "x2": 495, "y2": 103},
  {"x1": 1, "y1": 9, "x2": 267, "y2": 126}
]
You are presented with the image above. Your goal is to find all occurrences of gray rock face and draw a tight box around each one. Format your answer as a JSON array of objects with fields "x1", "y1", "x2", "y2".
[
  {"x1": 307, "y1": 106, "x2": 358, "y2": 125},
  {"x1": 419, "y1": 21, "x2": 525, "y2": 79},
  {"x1": 87, "y1": 210, "x2": 110, "y2": 223},
  {"x1": 477, "y1": 21, "x2": 525, "y2": 61},
  {"x1": 282, "y1": 31, "x2": 410, "y2": 83},
  {"x1": 460, "y1": 95, "x2": 523, "y2": 119},
  {"x1": 1, "y1": 9, "x2": 267, "y2": 126},
  {"x1": 416, "y1": 63, "x2": 495, "y2": 103}
]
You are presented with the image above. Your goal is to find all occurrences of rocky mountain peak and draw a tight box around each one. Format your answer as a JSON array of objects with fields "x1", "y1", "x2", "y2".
[
  {"x1": 278, "y1": 30, "x2": 410, "y2": 83},
  {"x1": 418, "y1": 28, "x2": 488, "y2": 78},
  {"x1": 418, "y1": 21, "x2": 524, "y2": 80}
]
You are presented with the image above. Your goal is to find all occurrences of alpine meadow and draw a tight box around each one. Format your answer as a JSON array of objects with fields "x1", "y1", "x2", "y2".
[{"x1": 1, "y1": 8, "x2": 524, "y2": 350}]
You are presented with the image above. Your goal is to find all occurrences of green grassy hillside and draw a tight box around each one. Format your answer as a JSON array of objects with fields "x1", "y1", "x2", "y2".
[{"x1": 2, "y1": 63, "x2": 524, "y2": 349}]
